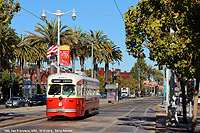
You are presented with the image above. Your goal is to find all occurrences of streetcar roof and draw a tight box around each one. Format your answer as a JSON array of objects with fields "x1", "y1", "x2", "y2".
[{"x1": 48, "y1": 72, "x2": 99, "y2": 84}]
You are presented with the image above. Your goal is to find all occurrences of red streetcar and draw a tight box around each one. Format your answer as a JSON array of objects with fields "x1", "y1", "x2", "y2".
[{"x1": 46, "y1": 71, "x2": 99, "y2": 118}]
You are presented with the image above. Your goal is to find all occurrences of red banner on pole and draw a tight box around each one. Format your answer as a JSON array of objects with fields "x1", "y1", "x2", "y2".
[{"x1": 59, "y1": 45, "x2": 70, "y2": 66}]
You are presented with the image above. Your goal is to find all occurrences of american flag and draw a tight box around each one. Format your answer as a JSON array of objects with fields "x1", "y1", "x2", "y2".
[{"x1": 47, "y1": 45, "x2": 58, "y2": 58}]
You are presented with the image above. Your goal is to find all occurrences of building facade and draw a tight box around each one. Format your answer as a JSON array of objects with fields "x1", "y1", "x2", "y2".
[{"x1": 13, "y1": 67, "x2": 130, "y2": 86}]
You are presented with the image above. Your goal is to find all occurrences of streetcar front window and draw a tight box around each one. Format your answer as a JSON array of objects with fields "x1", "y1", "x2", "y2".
[
  {"x1": 48, "y1": 84, "x2": 61, "y2": 95},
  {"x1": 62, "y1": 85, "x2": 75, "y2": 95}
]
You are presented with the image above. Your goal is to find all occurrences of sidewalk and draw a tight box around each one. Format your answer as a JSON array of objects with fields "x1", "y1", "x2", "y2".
[{"x1": 155, "y1": 103, "x2": 194, "y2": 132}]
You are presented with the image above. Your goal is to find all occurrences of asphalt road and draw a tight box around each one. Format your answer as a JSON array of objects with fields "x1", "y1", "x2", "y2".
[{"x1": 0, "y1": 97, "x2": 162, "y2": 133}]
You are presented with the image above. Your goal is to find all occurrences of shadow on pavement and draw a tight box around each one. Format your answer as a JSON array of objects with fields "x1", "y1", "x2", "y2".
[{"x1": 0, "y1": 113, "x2": 26, "y2": 122}]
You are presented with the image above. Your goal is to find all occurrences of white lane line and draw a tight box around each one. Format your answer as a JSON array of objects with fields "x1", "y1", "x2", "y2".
[{"x1": 98, "y1": 104, "x2": 141, "y2": 133}]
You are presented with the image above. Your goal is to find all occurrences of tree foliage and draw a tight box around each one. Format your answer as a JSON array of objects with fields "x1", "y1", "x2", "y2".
[
  {"x1": 125, "y1": 0, "x2": 200, "y2": 78},
  {"x1": 125, "y1": 0, "x2": 200, "y2": 130},
  {"x1": 0, "y1": 0, "x2": 21, "y2": 68}
]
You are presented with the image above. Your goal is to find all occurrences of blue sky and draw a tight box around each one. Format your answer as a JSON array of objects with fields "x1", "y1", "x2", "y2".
[{"x1": 11, "y1": 0, "x2": 157, "y2": 72}]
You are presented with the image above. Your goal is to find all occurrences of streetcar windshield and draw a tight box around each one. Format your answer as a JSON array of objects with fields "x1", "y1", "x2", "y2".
[
  {"x1": 48, "y1": 84, "x2": 61, "y2": 95},
  {"x1": 62, "y1": 85, "x2": 75, "y2": 95}
]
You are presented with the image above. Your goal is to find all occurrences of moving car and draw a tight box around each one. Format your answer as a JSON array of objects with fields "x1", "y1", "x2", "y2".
[
  {"x1": 28, "y1": 94, "x2": 46, "y2": 107},
  {"x1": 5, "y1": 97, "x2": 26, "y2": 108}
]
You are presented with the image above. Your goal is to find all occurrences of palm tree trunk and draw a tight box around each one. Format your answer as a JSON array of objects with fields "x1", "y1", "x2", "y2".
[
  {"x1": 72, "y1": 49, "x2": 75, "y2": 72},
  {"x1": 19, "y1": 59, "x2": 24, "y2": 97},
  {"x1": 36, "y1": 60, "x2": 41, "y2": 94},
  {"x1": 93, "y1": 59, "x2": 97, "y2": 79},
  {"x1": 191, "y1": 68, "x2": 200, "y2": 132},
  {"x1": 105, "y1": 61, "x2": 109, "y2": 84},
  {"x1": 80, "y1": 56, "x2": 84, "y2": 72}
]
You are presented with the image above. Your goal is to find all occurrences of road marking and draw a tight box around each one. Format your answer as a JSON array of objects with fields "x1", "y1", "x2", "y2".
[{"x1": 97, "y1": 104, "x2": 141, "y2": 133}]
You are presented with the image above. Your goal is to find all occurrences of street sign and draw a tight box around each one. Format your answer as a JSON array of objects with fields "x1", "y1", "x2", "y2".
[
  {"x1": 138, "y1": 91, "x2": 141, "y2": 94},
  {"x1": 163, "y1": 85, "x2": 166, "y2": 93}
]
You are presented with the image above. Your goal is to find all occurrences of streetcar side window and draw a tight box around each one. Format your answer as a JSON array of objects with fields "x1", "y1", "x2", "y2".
[
  {"x1": 77, "y1": 84, "x2": 81, "y2": 96},
  {"x1": 48, "y1": 84, "x2": 61, "y2": 95},
  {"x1": 62, "y1": 85, "x2": 75, "y2": 95}
]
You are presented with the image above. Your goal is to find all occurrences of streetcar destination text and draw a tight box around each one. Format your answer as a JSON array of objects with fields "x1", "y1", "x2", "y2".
[{"x1": 51, "y1": 79, "x2": 72, "y2": 83}]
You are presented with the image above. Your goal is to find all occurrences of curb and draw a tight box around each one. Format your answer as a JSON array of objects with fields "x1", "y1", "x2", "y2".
[{"x1": 0, "y1": 116, "x2": 48, "y2": 128}]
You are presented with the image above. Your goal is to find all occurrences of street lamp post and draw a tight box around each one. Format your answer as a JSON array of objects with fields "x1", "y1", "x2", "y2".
[
  {"x1": 41, "y1": 9, "x2": 76, "y2": 74},
  {"x1": 90, "y1": 38, "x2": 94, "y2": 78}
]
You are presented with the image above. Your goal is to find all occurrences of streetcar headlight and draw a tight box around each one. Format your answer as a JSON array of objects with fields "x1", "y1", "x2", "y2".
[{"x1": 58, "y1": 102, "x2": 62, "y2": 107}]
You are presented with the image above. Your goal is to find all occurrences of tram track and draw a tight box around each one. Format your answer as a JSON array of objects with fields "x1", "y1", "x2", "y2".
[
  {"x1": 98, "y1": 104, "x2": 144, "y2": 133},
  {"x1": 98, "y1": 99, "x2": 158, "y2": 133},
  {"x1": 131, "y1": 100, "x2": 158, "y2": 133},
  {"x1": 132, "y1": 106, "x2": 149, "y2": 133}
]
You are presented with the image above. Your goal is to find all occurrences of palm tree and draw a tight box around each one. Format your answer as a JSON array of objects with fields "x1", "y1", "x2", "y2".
[
  {"x1": 25, "y1": 19, "x2": 73, "y2": 74},
  {"x1": 89, "y1": 30, "x2": 108, "y2": 79},
  {"x1": 15, "y1": 35, "x2": 37, "y2": 96},
  {"x1": 34, "y1": 42, "x2": 47, "y2": 94},
  {"x1": 76, "y1": 32, "x2": 90, "y2": 71},
  {"x1": 102, "y1": 42, "x2": 112, "y2": 84},
  {"x1": 102, "y1": 41, "x2": 122, "y2": 84},
  {"x1": 66, "y1": 26, "x2": 83, "y2": 72}
]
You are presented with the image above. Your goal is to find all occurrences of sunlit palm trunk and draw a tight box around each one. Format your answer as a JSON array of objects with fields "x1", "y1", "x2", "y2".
[
  {"x1": 72, "y1": 49, "x2": 75, "y2": 72},
  {"x1": 80, "y1": 56, "x2": 84, "y2": 72},
  {"x1": 36, "y1": 60, "x2": 41, "y2": 94}
]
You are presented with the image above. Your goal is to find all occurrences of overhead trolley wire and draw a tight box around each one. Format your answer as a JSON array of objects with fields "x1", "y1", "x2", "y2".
[
  {"x1": 21, "y1": 7, "x2": 44, "y2": 21},
  {"x1": 113, "y1": 0, "x2": 125, "y2": 22}
]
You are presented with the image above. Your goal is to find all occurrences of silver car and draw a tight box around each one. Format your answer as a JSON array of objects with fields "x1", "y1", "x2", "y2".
[{"x1": 5, "y1": 97, "x2": 26, "y2": 108}]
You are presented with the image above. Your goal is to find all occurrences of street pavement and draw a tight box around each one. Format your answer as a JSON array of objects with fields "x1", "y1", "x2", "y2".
[{"x1": 0, "y1": 97, "x2": 200, "y2": 132}]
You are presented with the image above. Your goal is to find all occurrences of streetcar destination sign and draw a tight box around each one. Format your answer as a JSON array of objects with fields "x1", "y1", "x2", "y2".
[{"x1": 51, "y1": 79, "x2": 72, "y2": 83}]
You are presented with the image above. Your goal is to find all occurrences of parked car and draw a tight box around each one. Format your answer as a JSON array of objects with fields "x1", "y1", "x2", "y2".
[
  {"x1": 28, "y1": 94, "x2": 46, "y2": 107},
  {"x1": 5, "y1": 97, "x2": 26, "y2": 108}
]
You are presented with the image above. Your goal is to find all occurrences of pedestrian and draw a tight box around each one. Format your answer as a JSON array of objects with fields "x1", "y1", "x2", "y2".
[{"x1": 179, "y1": 94, "x2": 182, "y2": 115}]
